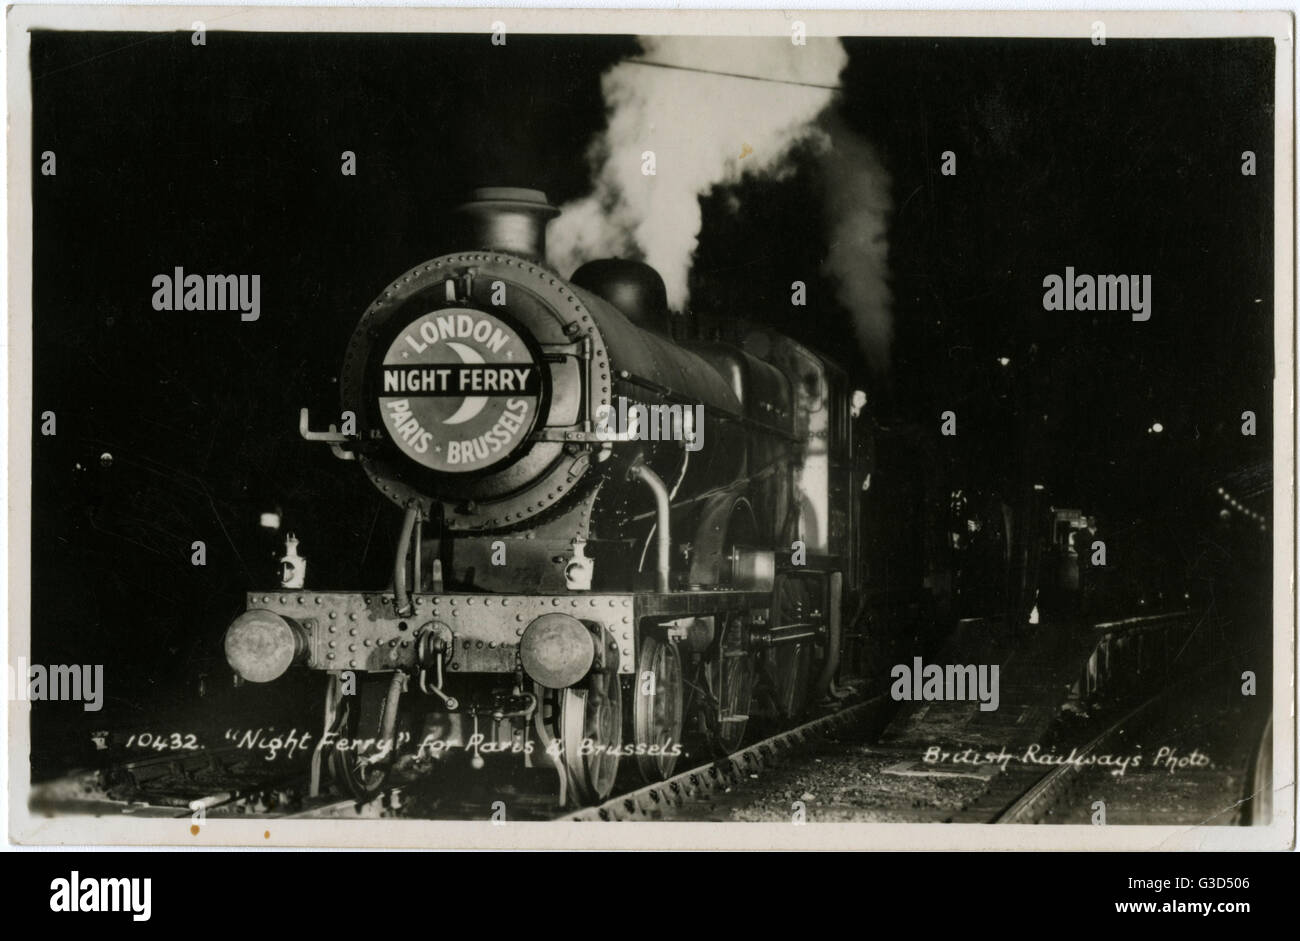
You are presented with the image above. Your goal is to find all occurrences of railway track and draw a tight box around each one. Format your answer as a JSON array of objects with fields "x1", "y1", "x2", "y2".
[
  {"x1": 31, "y1": 693, "x2": 888, "y2": 822},
  {"x1": 29, "y1": 744, "x2": 309, "y2": 819},
  {"x1": 619, "y1": 665, "x2": 1263, "y2": 825},
  {"x1": 995, "y1": 691, "x2": 1176, "y2": 824},
  {"x1": 279, "y1": 693, "x2": 888, "y2": 821},
  {"x1": 34, "y1": 614, "x2": 1261, "y2": 827},
  {"x1": 562, "y1": 695, "x2": 888, "y2": 821},
  {"x1": 996, "y1": 676, "x2": 1264, "y2": 826}
]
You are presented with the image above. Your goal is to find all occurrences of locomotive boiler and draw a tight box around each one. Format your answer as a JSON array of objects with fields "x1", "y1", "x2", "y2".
[{"x1": 223, "y1": 188, "x2": 874, "y2": 806}]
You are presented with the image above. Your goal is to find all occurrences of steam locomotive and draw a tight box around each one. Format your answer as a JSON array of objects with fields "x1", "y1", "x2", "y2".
[{"x1": 223, "y1": 188, "x2": 980, "y2": 807}]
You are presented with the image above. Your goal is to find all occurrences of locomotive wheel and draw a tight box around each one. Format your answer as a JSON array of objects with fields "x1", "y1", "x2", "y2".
[
  {"x1": 633, "y1": 633, "x2": 684, "y2": 782},
  {"x1": 704, "y1": 612, "x2": 755, "y2": 754},
  {"x1": 557, "y1": 657, "x2": 623, "y2": 804},
  {"x1": 768, "y1": 575, "x2": 818, "y2": 719},
  {"x1": 768, "y1": 643, "x2": 814, "y2": 719},
  {"x1": 328, "y1": 673, "x2": 404, "y2": 803}
]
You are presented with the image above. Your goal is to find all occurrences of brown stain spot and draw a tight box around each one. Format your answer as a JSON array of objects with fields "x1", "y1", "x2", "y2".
[
  {"x1": 190, "y1": 825, "x2": 200, "y2": 836},
  {"x1": 739, "y1": 143, "x2": 753, "y2": 159},
  {"x1": 264, "y1": 830, "x2": 270, "y2": 839}
]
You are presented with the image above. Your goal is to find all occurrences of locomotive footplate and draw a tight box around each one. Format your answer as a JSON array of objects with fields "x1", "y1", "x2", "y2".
[
  {"x1": 239, "y1": 591, "x2": 638, "y2": 677},
  {"x1": 232, "y1": 590, "x2": 778, "y2": 683}
]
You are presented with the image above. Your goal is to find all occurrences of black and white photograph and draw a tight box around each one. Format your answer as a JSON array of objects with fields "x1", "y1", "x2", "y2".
[{"x1": 5, "y1": 6, "x2": 1294, "y2": 855}]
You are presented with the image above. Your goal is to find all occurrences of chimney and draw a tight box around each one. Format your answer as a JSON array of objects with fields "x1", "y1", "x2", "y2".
[{"x1": 456, "y1": 187, "x2": 559, "y2": 263}]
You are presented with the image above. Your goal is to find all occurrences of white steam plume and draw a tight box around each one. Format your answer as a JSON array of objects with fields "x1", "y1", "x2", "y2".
[
  {"x1": 551, "y1": 37, "x2": 843, "y2": 307},
  {"x1": 819, "y1": 113, "x2": 893, "y2": 373},
  {"x1": 551, "y1": 36, "x2": 893, "y2": 370}
]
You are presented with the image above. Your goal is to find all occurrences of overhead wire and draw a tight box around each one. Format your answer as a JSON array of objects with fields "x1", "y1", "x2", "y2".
[{"x1": 623, "y1": 58, "x2": 842, "y2": 93}]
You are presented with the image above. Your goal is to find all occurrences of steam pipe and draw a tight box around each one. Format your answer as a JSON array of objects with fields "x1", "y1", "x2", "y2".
[
  {"x1": 378, "y1": 671, "x2": 406, "y2": 764},
  {"x1": 412, "y1": 517, "x2": 422, "y2": 594},
  {"x1": 394, "y1": 505, "x2": 419, "y2": 617},
  {"x1": 629, "y1": 461, "x2": 671, "y2": 593}
]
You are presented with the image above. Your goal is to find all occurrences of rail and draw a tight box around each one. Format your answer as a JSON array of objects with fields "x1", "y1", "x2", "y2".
[{"x1": 561, "y1": 695, "x2": 886, "y2": 821}]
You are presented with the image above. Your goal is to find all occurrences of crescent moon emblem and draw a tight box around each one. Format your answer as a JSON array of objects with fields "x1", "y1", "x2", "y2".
[{"x1": 442, "y1": 342, "x2": 489, "y2": 425}]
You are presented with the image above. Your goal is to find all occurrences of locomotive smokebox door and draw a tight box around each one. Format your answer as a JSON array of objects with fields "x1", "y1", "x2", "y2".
[{"x1": 377, "y1": 308, "x2": 544, "y2": 475}]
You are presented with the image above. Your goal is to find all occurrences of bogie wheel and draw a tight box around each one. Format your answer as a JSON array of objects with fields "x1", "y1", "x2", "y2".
[
  {"x1": 767, "y1": 574, "x2": 820, "y2": 719},
  {"x1": 768, "y1": 643, "x2": 814, "y2": 720},
  {"x1": 328, "y1": 672, "x2": 407, "y2": 803},
  {"x1": 633, "y1": 632, "x2": 685, "y2": 782},
  {"x1": 556, "y1": 638, "x2": 623, "y2": 804}
]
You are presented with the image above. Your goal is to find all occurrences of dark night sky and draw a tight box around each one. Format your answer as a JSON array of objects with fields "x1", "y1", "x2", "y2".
[{"x1": 29, "y1": 32, "x2": 1274, "y2": 692}]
